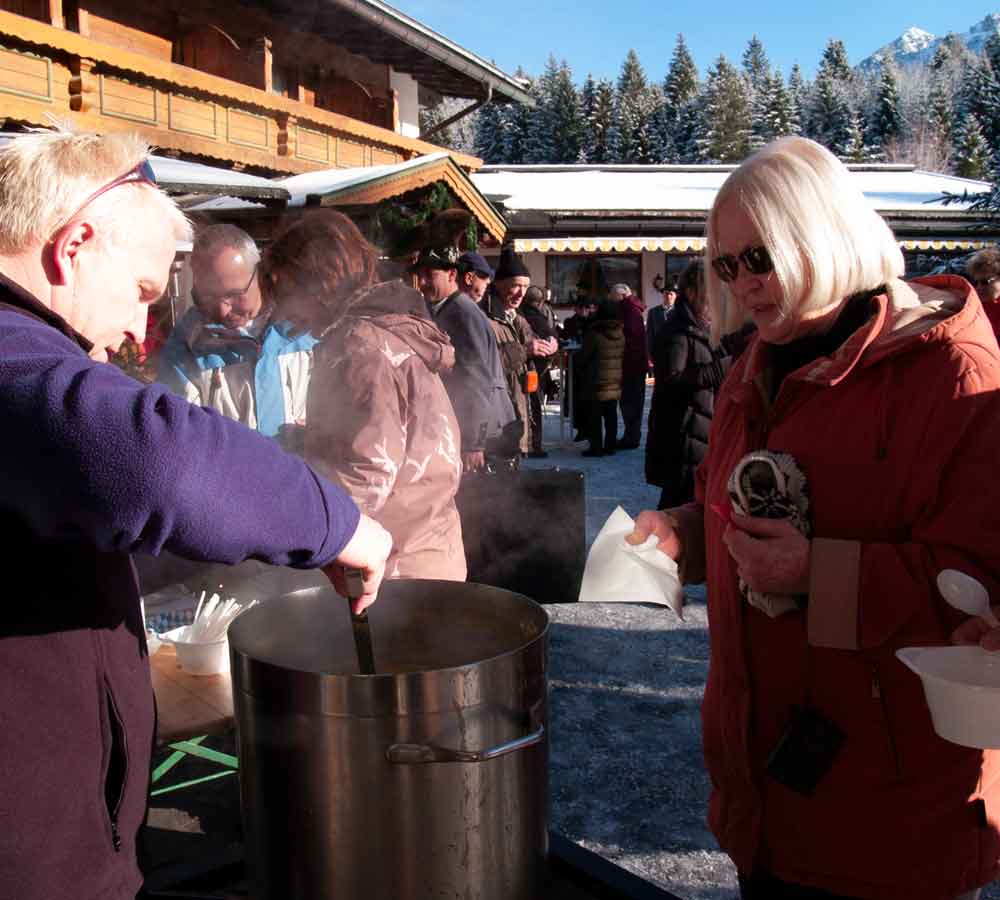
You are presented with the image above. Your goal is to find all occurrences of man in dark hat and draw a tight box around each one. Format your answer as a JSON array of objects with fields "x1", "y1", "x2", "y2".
[
  {"x1": 484, "y1": 249, "x2": 557, "y2": 456},
  {"x1": 457, "y1": 251, "x2": 494, "y2": 304},
  {"x1": 412, "y1": 243, "x2": 517, "y2": 472},
  {"x1": 646, "y1": 275, "x2": 677, "y2": 360}
]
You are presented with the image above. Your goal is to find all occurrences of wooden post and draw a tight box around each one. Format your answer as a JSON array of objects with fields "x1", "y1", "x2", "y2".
[
  {"x1": 68, "y1": 56, "x2": 95, "y2": 112},
  {"x1": 250, "y1": 35, "x2": 271, "y2": 94},
  {"x1": 389, "y1": 87, "x2": 399, "y2": 133},
  {"x1": 47, "y1": 0, "x2": 64, "y2": 29},
  {"x1": 277, "y1": 112, "x2": 295, "y2": 157}
]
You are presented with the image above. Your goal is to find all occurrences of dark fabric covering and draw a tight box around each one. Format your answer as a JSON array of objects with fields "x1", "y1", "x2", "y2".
[
  {"x1": 427, "y1": 290, "x2": 516, "y2": 452},
  {"x1": 0, "y1": 273, "x2": 360, "y2": 900},
  {"x1": 645, "y1": 299, "x2": 731, "y2": 506}
]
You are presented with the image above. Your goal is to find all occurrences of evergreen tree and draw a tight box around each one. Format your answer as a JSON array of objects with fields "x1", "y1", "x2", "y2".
[
  {"x1": 958, "y1": 54, "x2": 1000, "y2": 152},
  {"x1": 474, "y1": 99, "x2": 505, "y2": 162},
  {"x1": 525, "y1": 56, "x2": 559, "y2": 163},
  {"x1": 953, "y1": 114, "x2": 993, "y2": 179},
  {"x1": 843, "y1": 109, "x2": 869, "y2": 162},
  {"x1": 527, "y1": 57, "x2": 581, "y2": 163},
  {"x1": 499, "y1": 69, "x2": 535, "y2": 164},
  {"x1": 660, "y1": 34, "x2": 700, "y2": 161},
  {"x1": 818, "y1": 39, "x2": 853, "y2": 82},
  {"x1": 742, "y1": 35, "x2": 771, "y2": 92},
  {"x1": 578, "y1": 74, "x2": 597, "y2": 161},
  {"x1": 586, "y1": 78, "x2": 617, "y2": 164},
  {"x1": 664, "y1": 34, "x2": 699, "y2": 111},
  {"x1": 696, "y1": 55, "x2": 752, "y2": 162},
  {"x1": 615, "y1": 49, "x2": 651, "y2": 162},
  {"x1": 787, "y1": 64, "x2": 809, "y2": 135},
  {"x1": 673, "y1": 99, "x2": 703, "y2": 163},
  {"x1": 869, "y1": 62, "x2": 904, "y2": 155},
  {"x1": 984, "y1": 32, "x2": 1000, "y2": 74},
  {"x1": 926, "y1": 70, "x2": 953, "y2": 145},
  {"x1": 761, "y1": 69, "x2": 800, "y2": 142},
  {"x1": 808, "y1": 69, "x2": 854, "y2": 156}
]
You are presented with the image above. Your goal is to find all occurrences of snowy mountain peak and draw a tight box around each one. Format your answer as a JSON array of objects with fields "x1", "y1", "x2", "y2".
[
  {"x1": 858, "y1": 13, "x2": 1000, "y2": 71},
  {"x1": 897, "y1": 26, "x2": 935, "y2": 54}
]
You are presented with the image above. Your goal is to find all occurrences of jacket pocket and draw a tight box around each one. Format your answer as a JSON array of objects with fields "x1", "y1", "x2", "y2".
[{"x1": 103, "y1": 680, "x2": 129, "y2": 852}]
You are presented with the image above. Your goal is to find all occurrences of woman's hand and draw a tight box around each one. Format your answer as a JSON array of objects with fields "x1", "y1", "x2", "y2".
[
  {"x1": 951, "y1": 612, "x2": 1000, "y2": 651},
  {"x1": 632, "y1": 510, "x2": 683, "y2": 560},
  {"x1": 322, "y1": 514, "x2": 392, "y2": 613},
  {"x1": 723, "y1": 513, "x2": 810, "y2": 595}
]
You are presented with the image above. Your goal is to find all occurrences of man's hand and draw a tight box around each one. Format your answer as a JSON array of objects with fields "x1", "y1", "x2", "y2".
[
  {"x1": 723, "y1": 514, "x2": 810, "y2": 595},
  {"x1": 530, "y1": 337, "x2": 558, "y2": 357},
  {"x1": 632, "y1": 510, "x2": 683, "y2": 560},
  {"x1": 322, "y1": 514, "x2": 392, "y2": 613},
  {"x1": 462, "y1": 450, "x2": 485, "y2": 473},
  {"x1": 951, "y1": 612, "x2": 1000, "y2": 651}
]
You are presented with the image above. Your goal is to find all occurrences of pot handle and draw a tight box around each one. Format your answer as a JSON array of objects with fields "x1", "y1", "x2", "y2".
[{"x1": 386, "y1": 724, "x2": 545, "y2": 764}]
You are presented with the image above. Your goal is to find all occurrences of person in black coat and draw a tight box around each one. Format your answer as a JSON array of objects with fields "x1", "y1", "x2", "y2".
[{"x1": 645, "y1": 260, "x2": 734, "y2": 508}]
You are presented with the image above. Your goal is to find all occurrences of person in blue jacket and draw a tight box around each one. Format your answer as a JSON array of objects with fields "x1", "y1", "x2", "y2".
[
  {"x1": 158, "y1": 223, "x2": 316, "y2": 451},
  {"x1": 0, "y1": 128, "x2": 391, "y2": 900}
]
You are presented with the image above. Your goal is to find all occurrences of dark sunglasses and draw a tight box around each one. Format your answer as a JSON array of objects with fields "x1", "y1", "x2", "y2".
[
  {"x1": 60, "y1": 159, "x2": 157, "y2": 228},
  {"x1": 971, "y1": 275, "x2": 999, "y2": 288},
  {"x1": 711, "y1": 245, "x2": 774, "y2": 283}
]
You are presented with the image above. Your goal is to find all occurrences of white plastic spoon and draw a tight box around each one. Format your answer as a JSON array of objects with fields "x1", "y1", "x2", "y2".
[{"x1": 937, "y1": 569, "x2": 1000, "y2": 627}]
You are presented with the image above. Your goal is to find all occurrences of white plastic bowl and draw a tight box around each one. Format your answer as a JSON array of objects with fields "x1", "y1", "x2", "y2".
[
  {"x1": 160, "y1": 626, "x2": 230, "y2": 676},
  {"x1": 897, "y1": 645, "x2": 1000, "y2": 749}
]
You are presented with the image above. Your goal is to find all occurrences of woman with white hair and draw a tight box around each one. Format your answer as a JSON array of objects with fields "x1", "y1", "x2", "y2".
[{"x1": 634, "y1": 136, "x2": 1000, "y2": 899}]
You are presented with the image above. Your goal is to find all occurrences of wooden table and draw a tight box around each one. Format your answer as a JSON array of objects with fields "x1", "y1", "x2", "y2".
[{"x1": 150, "y1": 644, "x2": 234, "y2": 743}]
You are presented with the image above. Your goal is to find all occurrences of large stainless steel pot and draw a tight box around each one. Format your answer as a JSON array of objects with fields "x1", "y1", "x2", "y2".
[{"x1": 228, "y1": 578, "x2": 549, "y2": 900}]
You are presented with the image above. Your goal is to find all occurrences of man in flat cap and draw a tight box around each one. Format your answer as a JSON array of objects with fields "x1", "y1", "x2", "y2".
[
  {"x1": 457, "y1": 251, "x2": 494, "y2": 304},
  {"x1": 413, "y1": 241, "x2": 517, "y2": 471}
]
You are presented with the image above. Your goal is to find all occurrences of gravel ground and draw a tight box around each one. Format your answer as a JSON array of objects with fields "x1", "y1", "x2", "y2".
[{"x1": 523, "y1": 388, "x2": 1000, "y2": 900}]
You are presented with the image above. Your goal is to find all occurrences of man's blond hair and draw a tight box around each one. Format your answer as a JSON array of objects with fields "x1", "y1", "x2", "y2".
[{"x1": 0, "y1": 128, "x2": 190, "y2": 254}]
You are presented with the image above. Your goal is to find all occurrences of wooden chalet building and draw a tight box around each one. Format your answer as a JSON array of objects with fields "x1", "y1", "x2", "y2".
[{"x1": 0, "y1": 0, "x2": 527, "y2": 242}]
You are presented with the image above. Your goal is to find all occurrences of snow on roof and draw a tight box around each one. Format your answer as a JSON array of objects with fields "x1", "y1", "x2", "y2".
[
  {"x1": 275, "y1": 152, "x2": 450, "y2": 207},
  {"x1": 146, "y1": 156, "x2": 288, "y2": 200},
  {"x1": 471, "y1": 165, "x2": 993, "y2": 214}
]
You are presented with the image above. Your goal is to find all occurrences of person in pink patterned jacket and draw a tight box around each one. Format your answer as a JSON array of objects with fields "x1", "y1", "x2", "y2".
[{"x1": 263, "y1": 209, "x2": 466, "y2": 581}]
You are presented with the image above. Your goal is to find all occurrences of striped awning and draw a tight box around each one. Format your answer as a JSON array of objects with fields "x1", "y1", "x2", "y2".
[
  {"x1": 513, "y1": 236, "x2": 992, "y2": 255},
  {"x1": 897, "y1": 239, "x2": 992, "y2": 252},
  {"x1": 513, "y1": 236, "x2": 706, "y2": 253}
]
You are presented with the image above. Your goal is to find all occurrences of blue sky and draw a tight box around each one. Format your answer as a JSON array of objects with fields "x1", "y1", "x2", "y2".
[{"x1": 390, "y1": 1, "x2": 998, "y2": 82}]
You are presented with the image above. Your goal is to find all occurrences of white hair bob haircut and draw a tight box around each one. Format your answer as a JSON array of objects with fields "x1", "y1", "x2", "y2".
[
  {"x1": 0, "y1": 127, "x2": 190, "y2": 255},
  {"x1": 705, "y1": 136, "x2": 904, "y2": 343}
]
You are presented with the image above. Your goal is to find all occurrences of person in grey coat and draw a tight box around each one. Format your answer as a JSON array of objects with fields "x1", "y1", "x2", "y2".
[{"x1": 414, "y1": 243, "x2": 518, "y2": 471}]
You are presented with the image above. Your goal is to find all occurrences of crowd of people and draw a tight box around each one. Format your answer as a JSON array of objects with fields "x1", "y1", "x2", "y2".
[{"x1": 3, "y1": 125, "x2": 1000, "y2": 900}]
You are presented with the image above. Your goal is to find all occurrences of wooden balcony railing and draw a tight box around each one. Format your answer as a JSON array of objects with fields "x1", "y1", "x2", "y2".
[{"x1": 0, "y1": 10, "x2": 481, "y2": 174}]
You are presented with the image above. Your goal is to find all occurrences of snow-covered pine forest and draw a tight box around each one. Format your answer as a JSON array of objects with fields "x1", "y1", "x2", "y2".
[{"x1": 420, "y1": 31, "x2": 1000, "y2": 181}]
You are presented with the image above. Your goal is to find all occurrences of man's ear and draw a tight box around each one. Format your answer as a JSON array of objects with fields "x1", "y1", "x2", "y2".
[{"x1": 46, "y1": 220, "x2": 96, "y2": 286}]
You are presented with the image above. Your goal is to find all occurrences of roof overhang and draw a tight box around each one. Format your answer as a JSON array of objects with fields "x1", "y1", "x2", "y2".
[
  {"x1": 512, "y1": 236, "x2": 993, "y2": 255},
  {"x1": 293, "y1": 153, "x2": 507, "y2": 243},
  {"x1": 148, "y1": 156, "x2": 289, "y2": 208},
  {"x1": 249, "y1": 0, "x2": 533, "y2": 105}
]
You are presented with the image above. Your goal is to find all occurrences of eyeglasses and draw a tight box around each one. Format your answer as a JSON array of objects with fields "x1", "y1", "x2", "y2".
[
  {"x1": 711, "y1": 245, "x2": 774, "y2": 283},
  {"x1": 971, "y1": 275, "x2": 999, "y2": 289},
  {"x1": 59, "y1": 159, "x2": 157, "y2": 230},
  {"x1": 193, "y1": 264, "x2": 259, "y2": 309}
]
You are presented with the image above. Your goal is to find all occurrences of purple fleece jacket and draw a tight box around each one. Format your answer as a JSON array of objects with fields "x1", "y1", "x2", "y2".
[{"x1": 0, "y1": 274, "x2": 360, "y2": 900}]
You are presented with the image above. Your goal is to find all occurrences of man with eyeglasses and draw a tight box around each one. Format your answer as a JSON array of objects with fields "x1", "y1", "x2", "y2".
[
  {"x1": 0, "y1": 129, "x2": 391, "y2": 900},
  {"x1": 965, "y1": 246, "x2": 1000, "y2": 338},
  {"x1": 159, "y1": 224, "x2": 316, "y2": 449}
]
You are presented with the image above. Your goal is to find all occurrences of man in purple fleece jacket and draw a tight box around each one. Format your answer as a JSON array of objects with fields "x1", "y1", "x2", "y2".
[{"x1": 0, "y1": 130, "x2": 392, "y2": 900}]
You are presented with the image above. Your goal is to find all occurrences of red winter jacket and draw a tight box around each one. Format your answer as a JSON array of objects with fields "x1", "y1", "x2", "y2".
[
  {"x1": 675, "y1": 276, "x2": 1000, "y2": 899},
  {"x1": 619, "y1": 294, "x2": 649, "y2": 378},
  {"x1": 982, "y1": 295, "x2": 1000, "y2": 340}
]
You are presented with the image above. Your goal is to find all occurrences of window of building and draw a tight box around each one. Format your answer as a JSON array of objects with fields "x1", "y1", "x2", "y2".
[{"x1": 546, "y1": 254, "x2": 641, "y2": 307}]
